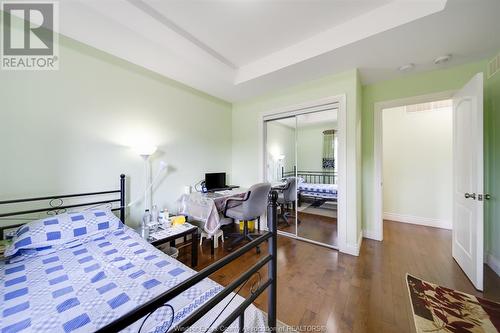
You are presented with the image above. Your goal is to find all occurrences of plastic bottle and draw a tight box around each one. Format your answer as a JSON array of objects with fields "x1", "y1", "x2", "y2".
[
  {"x1": 152, "y1": 205, "x2": 159, "y2": 232},
  {"x1": 141, "y1": 209, "x2": 151, "y2": 239},
  {"x1": 163, "y1": 208, "x2": 171, "y2": 228}
]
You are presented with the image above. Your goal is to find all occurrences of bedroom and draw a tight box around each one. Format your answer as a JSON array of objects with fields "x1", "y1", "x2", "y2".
[{"x1": 1, "y1": 1, "x2": 500, "y2": 332}]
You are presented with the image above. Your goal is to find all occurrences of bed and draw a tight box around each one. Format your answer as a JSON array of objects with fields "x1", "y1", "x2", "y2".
[
  {"x1": 283, "y1": 171, "x2": 337, "y2": 207},
  {"x1": 298, "y1": 183, "x2": 337, "y2": 201},
  {"x1": 0, "y1": 175, "x2": 278, "y2": 333}
]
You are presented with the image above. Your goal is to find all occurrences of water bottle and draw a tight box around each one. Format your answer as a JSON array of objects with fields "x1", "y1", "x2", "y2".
[
  {"x1": 163, "y1": 209, "x2": 171, "y2": 228},
  {"x1": 152, "y1": 205, "x2": 159, "y2": 232},
  {"x1": 141, "y1": 209, "x2": 151, "y2": 239}
]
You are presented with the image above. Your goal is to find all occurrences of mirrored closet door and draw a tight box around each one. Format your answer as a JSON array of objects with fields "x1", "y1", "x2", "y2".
[
  {"x1": 296, "y1": 110, "x2": 338, "y2": 247},
  {"x1": 264, "y1": 105, "x2": 339, "y2": 249},
  {"x1": 265, "y1": 116, "x2": 297, "y2": 237}
]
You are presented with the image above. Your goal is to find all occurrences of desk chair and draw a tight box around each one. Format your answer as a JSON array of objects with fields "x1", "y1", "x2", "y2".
[
  {"x1": 223, "y1": 183, "x2": 271, "y2": 252},
  {"x1": 277, "y1": 177, "x2": 301, "y2": 225}
]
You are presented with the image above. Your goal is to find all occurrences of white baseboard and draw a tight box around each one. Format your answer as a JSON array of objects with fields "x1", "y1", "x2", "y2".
[
  {"x1": 341, "y1": 231, "x2": 363, "y2": 256},
  {"x1": 487, "y1": 253, "x2": 500, "y2": 277},
  {"x1": 363, "y1": 229, "x2": 383, "y2": 241},
  {"x1": 383, "y1": 212, "x2": 451, "y2": 230}
]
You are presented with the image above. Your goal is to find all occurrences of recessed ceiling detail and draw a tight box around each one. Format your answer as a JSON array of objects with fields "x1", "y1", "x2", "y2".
[{"x1": 51, "y1": 0, "x2": 500, "y2": 101}]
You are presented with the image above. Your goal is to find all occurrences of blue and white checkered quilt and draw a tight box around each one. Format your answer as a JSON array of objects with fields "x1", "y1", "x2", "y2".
[
  {"x1": 1, "y1": 225, "x2": 266, "y2": 333},
  {"x1": 298, "y1": 183, "x2": 337, "y2": 199}
]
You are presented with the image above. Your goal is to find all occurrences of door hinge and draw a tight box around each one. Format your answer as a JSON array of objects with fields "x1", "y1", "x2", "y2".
[{"x1": 478, "y1": 194, "x2": 491, "y2": 201}]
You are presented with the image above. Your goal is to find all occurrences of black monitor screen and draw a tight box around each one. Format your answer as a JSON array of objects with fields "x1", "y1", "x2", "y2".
[{"x1": 205, "y1": 173, "x2": 226, "y2": 190}]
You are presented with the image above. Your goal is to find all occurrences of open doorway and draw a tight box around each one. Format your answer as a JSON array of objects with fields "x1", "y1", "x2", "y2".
[
  {"x1": 382, "y1": 99, "x2": 453, "y2": 230},
  {"x1": 373, "y1": 73, "x2": 487, "y2": 291}
]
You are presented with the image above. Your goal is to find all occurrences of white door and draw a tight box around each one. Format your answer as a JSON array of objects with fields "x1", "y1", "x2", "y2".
[{"x1": 452, "y1": 73, "x2": 484, "y2": 291}]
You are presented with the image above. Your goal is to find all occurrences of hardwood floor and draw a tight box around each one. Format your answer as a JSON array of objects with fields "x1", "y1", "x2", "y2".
[
  {"x1": 278, "y1": 211, "x2": 338, "y2": 246},
  {"x1": 175, "y1": 220, "x2": 500, "y2": 333}
]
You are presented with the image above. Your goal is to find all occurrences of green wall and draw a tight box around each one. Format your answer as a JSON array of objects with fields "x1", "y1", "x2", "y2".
[
  {"x1": 232, "y1": 69, "x2": 363, "y2": 252},
  {"x1": 0, "y1": 34, "x2": 232, "y2": 225},
  {"x1": 361, "y1": 60, "x2": 487, "y2": 235},
  {"x1": 485, "y1": 55, "x2": 500, "y2": 261},
  {"x1": 297, "y1": 122, "x2": 337, "y2": 172},
  {"x1": 1, "y1": 11, "x2": 497, "y2": 259}
]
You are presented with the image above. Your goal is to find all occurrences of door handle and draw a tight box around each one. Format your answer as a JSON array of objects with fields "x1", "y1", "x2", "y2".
[{"x1": 464, "y1": 192, "x2": 476, "y2": 199}]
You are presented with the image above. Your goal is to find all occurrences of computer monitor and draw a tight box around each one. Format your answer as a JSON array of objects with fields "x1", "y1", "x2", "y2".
[{"x1": 205, "y1": 172, "x2": 226, "y2": 190}]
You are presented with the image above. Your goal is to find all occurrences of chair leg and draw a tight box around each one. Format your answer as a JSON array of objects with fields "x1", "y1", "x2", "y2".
[
  {"x1": 228, "y1": 221, "x2": 262, "y2": 254},
  {"x1": 243, "y1": 220, "x2": 248, "y2": 237},
  {"x1": 283, "y1": 212, "x2": 289, "y2": 225},
  {"x1": 277, "y1": 203, "x2": 290, "y2": 226},
  {"x1": 228, "y1": 220, "x2": 247, "y2": 250}
]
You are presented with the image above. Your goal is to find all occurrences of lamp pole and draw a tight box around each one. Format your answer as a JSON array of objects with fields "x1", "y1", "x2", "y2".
[{"x1": 141, "y1": 154, "x2": 152, "y2": 212}]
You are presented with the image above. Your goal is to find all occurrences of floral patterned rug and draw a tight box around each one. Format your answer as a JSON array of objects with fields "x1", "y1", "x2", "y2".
[{"x1": 407, "y1": 274, "x2": 500, "y2": 333}]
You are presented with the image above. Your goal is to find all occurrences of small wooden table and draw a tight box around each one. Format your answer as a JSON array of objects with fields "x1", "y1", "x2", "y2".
[{"x1": 139, "y1": 223, "x2": 199, "y2": 268}]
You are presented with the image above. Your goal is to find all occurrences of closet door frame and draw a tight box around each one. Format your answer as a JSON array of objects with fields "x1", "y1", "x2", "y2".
[{"x1": 260, "y1": 95, "x2": 346, "y2": 251}]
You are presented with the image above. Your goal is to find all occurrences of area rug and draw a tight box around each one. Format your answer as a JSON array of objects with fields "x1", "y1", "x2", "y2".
[{"x1": 406, "y1": 274, "x2": 500, "y2": 332}]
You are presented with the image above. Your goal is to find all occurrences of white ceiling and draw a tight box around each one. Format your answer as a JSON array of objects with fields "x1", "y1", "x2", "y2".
[
  {"x1": 145, "y1": 0, "x2": 391, "y2": 67},
  {"x1": 54, "y1": 0, "x2": 500, "y2": 102}
]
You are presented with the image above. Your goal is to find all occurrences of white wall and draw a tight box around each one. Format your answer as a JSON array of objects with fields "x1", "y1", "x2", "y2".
[
  {"x1": 265, "y1": 121, "x2": 295, "y2": 181},
  {"x1": 0, "y1": 35, "x2": 232, "y2": 226},
  {"x1": 382, "y1": 105, "x2": 452, "y2": 229}
]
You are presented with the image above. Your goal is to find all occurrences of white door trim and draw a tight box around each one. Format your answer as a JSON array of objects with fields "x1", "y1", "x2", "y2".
[
  {"x1": 372, "y1": 90, "x2": 456, "y2": 242},
  {"x1": 259, "y1": 95, "x2": 347, "y2": 252}
]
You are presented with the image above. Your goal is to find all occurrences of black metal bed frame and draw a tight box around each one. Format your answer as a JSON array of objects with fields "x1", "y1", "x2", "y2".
[
  {"x1": 283, "y1": 169, "x2": 337, "y2": 184},
  {"x1": 0, "y1": 174, "x2": 278, "y2": 333}
]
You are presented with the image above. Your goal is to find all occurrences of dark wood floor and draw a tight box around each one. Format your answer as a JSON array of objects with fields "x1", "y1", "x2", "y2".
[
  {"x1": 175, "y1": 220, "x2": 500, "y2": 333},
  {"x1": 278, "y1": 211, "x2": 338, "y2": 246}
]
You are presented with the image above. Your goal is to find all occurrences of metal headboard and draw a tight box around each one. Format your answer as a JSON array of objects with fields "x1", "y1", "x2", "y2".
[
  {"x1": 283, "y1": 170, "x2": 337, "y2": 184},
  {"x1": 0, "y1": 174, "x2": 126, "y2": 227}
]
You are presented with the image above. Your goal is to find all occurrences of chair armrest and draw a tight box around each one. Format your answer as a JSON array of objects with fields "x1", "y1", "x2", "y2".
[
  {"x1": 223, "y1": 191, "x2": 251, "y2": 218},
  {"x1": 281, "y1": 182, "x2": 291, "y2": 191},
  {"x1": 272, "y1": 185, "x2": 286, "y2": 192}
]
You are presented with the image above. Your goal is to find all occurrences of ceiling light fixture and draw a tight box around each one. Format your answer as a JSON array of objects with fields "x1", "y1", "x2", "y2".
[
  {"x1": 398, "y1": 63, "x2": 415, "y2": 72},
  {"x1": 434, "y1": 54, "x2": 452, "y2": 65}
]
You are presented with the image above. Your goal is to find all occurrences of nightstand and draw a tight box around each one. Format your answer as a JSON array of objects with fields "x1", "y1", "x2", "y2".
[{"x1": 136, "y1": 223, "x2": 198, "y2": 268}]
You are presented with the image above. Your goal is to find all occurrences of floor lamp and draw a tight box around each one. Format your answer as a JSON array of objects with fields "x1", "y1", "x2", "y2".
[{"x1": 134, "y1": 146, "x2": 157, "y2": 212}]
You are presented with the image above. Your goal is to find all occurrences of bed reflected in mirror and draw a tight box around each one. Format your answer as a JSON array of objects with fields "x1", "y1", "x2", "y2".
[
  {"x1": 296, "y1": 110, "x2": 338, "y2": 247},
  {"x1": 264, "y1": 108, "x2": 339, "y2": 248}
]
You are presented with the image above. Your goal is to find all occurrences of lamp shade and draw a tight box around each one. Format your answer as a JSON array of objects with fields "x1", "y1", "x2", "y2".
[{"x1": 132, "y1": 145, "x2": 157, "y2": 157}]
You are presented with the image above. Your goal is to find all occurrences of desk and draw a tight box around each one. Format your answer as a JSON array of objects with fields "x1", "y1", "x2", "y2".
[{"x1": 177, "y1": 189, "x2": 247, "y2": 254}]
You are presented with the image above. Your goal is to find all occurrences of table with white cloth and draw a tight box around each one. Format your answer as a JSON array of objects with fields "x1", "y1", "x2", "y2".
[{"x1": 176, "y1": 189, "x2": 247, "y2": 252}]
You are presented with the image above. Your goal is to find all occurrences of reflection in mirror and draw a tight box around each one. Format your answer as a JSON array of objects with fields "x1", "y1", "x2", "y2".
[
  {"x1": 296, "y1": 109, "x2": 338, "y2": 247},
  {"x1": 265, "y1": 116, "x2": 297, "y2": 236}
]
